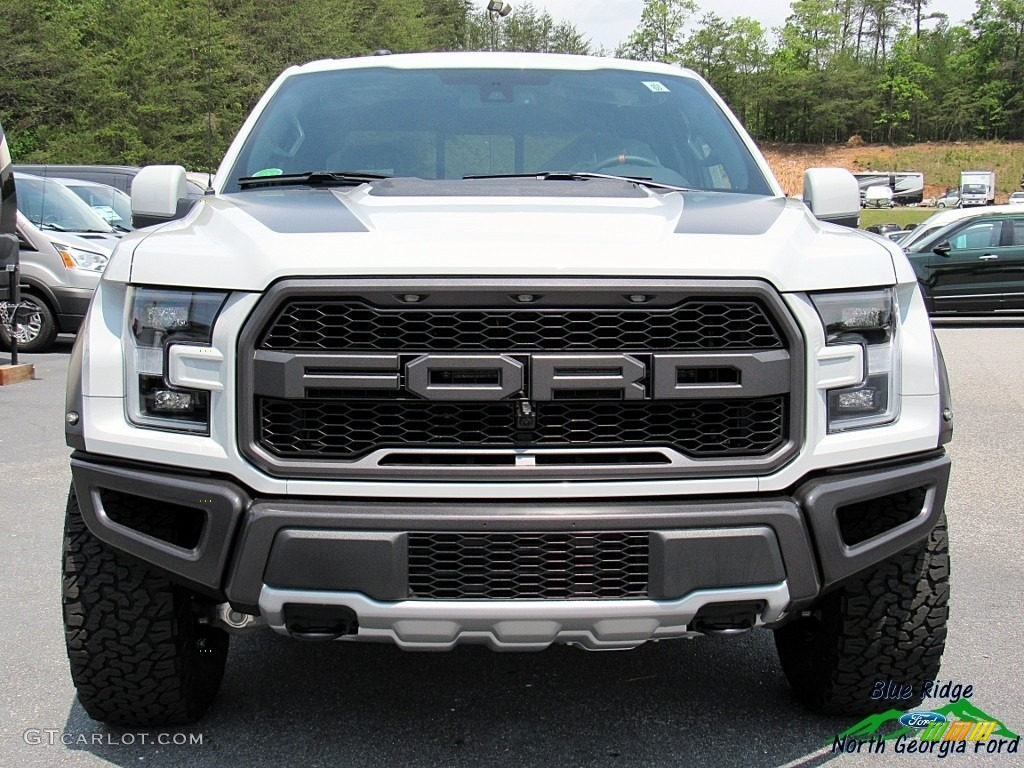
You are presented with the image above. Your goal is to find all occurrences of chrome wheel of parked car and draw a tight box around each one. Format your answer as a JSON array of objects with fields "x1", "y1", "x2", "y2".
[{"x1": 0, "y1": 292, "x2": 58, "y2": 352}]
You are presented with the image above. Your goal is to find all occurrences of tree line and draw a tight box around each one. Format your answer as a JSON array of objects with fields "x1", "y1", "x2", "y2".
[
  {"x1": 618, "y1": 0, "x2": 1024, "y2": 145},
  {"x1": 1, "y1": 0, "x2": 1021, "y2": 170}
]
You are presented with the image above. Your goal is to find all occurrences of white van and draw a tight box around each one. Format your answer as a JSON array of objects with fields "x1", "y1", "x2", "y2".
[
  {"x1": 0, "y1": 174, "x2": 117, "y2": 352},
  {"x1": 863, "y1": 185, "x2": 894, "y2": 208}
]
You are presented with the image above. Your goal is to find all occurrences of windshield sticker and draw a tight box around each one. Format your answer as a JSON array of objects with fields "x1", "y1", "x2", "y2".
[
  {"x1": 251, "y1": 168, "x2": 283, "y2": 178},
  {"x1": 642, "y1": 81, "x2": 671, "y2": 93}
]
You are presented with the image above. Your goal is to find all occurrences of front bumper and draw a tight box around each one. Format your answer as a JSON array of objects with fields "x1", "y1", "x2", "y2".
[
  {"x1": 70, "y1": 450, "x2": 950, "y2": 648},
  {"x1": 50, "y1": 285, "x2": 94, "y2": 332}
]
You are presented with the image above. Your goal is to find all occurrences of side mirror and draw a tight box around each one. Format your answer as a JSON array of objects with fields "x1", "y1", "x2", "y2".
[
  {"x1": 802, "y1": 168, "x2": 860, "y2": 228},
  {"x1": 933, "y1": 242, "x2": 951, "y2": 257},
  {"x1": 132, "y1": 165, "x2": 194, "y2": 228}
]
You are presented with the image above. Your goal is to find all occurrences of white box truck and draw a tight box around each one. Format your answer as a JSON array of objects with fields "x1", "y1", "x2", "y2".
[{"x1": 960, "y1": 170, "x2": 995, "y2": 206}]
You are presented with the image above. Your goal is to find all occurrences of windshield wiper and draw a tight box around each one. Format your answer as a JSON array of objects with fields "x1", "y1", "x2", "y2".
[
  {"x1": 37, "y1": 222, "x2": 69, "y2": 232},
  {"x1": 463, "y1": 171, "x2": 695, "y2": 193},
  {"x1": 237, "y1": 170, "x2": 391, "y2": 189}
]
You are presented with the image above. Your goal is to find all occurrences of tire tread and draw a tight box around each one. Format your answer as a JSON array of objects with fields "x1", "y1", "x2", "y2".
[{"x1": 62, "y1": 488, "x2": 227, "y2": 726}]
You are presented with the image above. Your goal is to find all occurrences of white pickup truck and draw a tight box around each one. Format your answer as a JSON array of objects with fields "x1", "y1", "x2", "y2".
[{"x1": 61, "y1": 52, "x2": 952, "y2": 726}]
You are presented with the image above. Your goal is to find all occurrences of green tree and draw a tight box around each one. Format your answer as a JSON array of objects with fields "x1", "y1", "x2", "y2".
[
  {"x1": 779, "y1": 0, "x2": 844, "y2": 70},
  {"x1": 0, "y1": 0, "x2": 88, "y2": 158},
  {"x1": 874, "y1": 34, "x2": 931, "y2": 142},
  {"x1": 724, "y1": 18, "x2": 769, "y2": 129},
  {"x1": 965, "y1": 0, "x2": 1024, "y2": 137},
  {"x1": 681, "y1": 13, "x2": 731, "y2": 85},
  {"x1": 617, "y1": 0, "x2": 698, "y2": 63},
  {"x1": 422, "y1": 0, "x2": 473, "y2": 51},
  {"x1": 462, "y1": 2, "x2": 590, "y2": 53}
]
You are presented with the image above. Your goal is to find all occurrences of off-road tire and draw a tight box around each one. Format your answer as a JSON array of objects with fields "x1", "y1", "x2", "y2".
[
  {"x1": 62, "y1": 486, "x2": 229, "y2": 725},
  {"x1": 774, "y1": 513, "x2": 949, "y2": 716},
  {"x1": 0, "y1": 291, "x2": 58, "y2": 353}
]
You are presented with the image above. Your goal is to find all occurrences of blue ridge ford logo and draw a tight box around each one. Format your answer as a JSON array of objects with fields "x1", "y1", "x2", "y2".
[{"x1": 899, "y1": 711, "x2": 947, "y2": 729}]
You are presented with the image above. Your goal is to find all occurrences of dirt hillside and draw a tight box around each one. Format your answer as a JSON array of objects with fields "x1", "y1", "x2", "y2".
[{"x1": 759, "y1": 140, "x2": 1024, "y2": 202}]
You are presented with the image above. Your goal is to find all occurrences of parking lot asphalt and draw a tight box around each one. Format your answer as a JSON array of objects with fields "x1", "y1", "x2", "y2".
[{"x1": 1, "y1": 325, "x2": 1022, "y2": 768}]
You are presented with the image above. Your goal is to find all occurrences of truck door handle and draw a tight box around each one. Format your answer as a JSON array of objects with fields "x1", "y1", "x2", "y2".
[{"x1": 979, "y1": 254, "x2": 999, "y2": 260}]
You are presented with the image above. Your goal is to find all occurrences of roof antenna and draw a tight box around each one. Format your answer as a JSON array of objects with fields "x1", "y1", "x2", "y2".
[{"x1": 203, "y1": 0, "x2": 215, "y2": 195}]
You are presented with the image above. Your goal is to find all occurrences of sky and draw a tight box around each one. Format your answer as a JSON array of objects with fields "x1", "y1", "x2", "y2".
[{"x1": 528, "y1": 0, "x2": 980, "y2": 53}]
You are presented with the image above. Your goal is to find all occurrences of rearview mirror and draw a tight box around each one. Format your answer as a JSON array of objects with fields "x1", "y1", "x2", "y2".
[{"x1": 933, "y1": 242, "x2": 951, "y2": 257}]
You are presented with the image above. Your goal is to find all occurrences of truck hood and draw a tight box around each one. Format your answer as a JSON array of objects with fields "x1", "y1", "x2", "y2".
[{"x1": 115, "y1": 183, "x2": 900, "y2": 292}]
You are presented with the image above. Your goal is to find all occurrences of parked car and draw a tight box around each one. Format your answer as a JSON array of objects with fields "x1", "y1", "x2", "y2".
[
  {"x1": 934, "y1": 189, "x2": 961, "y2": 208},
  {"x1": 1008, "y1": 191, "x2": 1024, "y2": 205},
  {"x1": 885, "y1": 230, "x2": 913, "y2": 243},
  {"x1": 12, "y1": 164, "x2": 141, "y2": 195},
  {"x1": 0, "y1": 174, "x2": 116, "y2": 352},
  {"x1": 865, "y1": 223, "x2": 902, "y2": 235},
  {"x1": 903, "y1": 209, "x2": 1024, "y2": 314},
  {"x1": 52, "y1": 177, "x2": 133, "y2": 232},
  {"x1": 898, "y1": 203, "x2": 1023, "y2": 252},
  {"x1": 12, "y1": 164, "x2": 208, "y2": 203}
]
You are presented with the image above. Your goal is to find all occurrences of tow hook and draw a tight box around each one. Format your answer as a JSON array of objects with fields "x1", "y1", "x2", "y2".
[{"x1": 204, "y1": 603, "x2": 266, "y2": 634}]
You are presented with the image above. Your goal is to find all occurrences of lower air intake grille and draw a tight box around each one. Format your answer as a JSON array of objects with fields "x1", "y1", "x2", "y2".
[
  {"x1": 408, "y1": 531, "x2": 650, "y2": 600},
  {"x1": 836, "y1": 488, "x2": 928, "y2": 546}
]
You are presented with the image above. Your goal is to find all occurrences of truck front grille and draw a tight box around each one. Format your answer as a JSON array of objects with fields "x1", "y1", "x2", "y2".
[
  {"x1": 238, "y1": 280, "x2": 803, "y2": 480},
  {"x1": 408, "y1": 531, "x2": 649, "y2": 599}
]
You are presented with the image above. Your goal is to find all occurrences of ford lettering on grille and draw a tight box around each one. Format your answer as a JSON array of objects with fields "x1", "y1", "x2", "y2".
[{"x1": 252, "y1": 351, "x2": 791, "y2": 402}]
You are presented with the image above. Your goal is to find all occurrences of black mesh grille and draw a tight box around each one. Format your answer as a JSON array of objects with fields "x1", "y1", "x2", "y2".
[
  {"x1": 260, "y1": 300, "x2": 783, "y2": 351},
  {"x1": 257, "y1": 397, "x2": 787, "y2": 460},
  {"x1": 408, "y1": 532, "x2": 649, "y2": 599}
]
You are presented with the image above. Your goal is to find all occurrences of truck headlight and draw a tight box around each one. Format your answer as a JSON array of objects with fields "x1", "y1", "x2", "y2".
[
  {"x1": 56, "y1": 244, "x2": 109, "y2": 272},
  {"x1": 125, "y1": 288, "x2": 228, "y2": 432},
  {"x1": 811, "y1": 288, "x2": 900, "y2": 431}
]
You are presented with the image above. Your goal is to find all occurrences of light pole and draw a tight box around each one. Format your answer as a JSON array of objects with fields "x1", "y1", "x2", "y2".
[{"x1": 486, "y1": 1, "x2": 512, "y2": 51}]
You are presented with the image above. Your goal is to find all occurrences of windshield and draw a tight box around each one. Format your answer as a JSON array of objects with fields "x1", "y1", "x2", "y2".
[
  {"x1": 962, "y1": 184, "x2": 986, "y2": 194},
  {"x1": 902, "y1": 225, "x2": 946, "y2": 252},
  {"x1": 15, "y1": 176, "x2": 115, "y2": 233},
  {"x1": 223, "y1": 66, "x2": 773, "y2": 195},
  {"x1": 63, "y1": 182, "x2": 133, "y2": 230}
]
